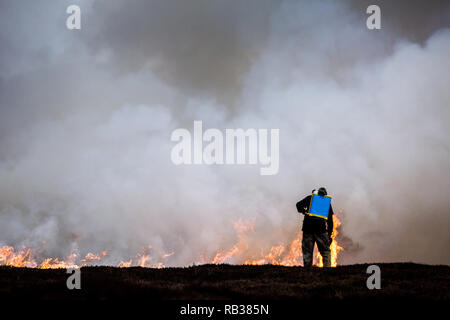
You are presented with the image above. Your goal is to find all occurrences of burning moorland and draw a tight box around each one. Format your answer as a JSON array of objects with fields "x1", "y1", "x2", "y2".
[
  {"x1": 1, "y1": 1, "x2": 449, "y2": 283},
  {"x1": 0, "y1": 213, "x2": 343, "y2": 269}
]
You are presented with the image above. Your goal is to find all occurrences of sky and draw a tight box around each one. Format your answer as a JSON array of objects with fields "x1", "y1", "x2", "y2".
[{"x1": 0, "y1": 0, "x2": 449, "y2": 266}]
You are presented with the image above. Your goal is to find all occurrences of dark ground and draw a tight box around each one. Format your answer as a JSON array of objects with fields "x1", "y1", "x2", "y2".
[
  {"x1": 1, "y1": 263, "x2": 448, "y2": 316},
  {"x1": 1, "y1": 263, "x2": 449, "y2": 300}
]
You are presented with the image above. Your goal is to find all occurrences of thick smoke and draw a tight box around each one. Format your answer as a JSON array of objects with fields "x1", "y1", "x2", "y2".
[{"x1": 0, "y1": 0, "x2": 449, "y2": 265}]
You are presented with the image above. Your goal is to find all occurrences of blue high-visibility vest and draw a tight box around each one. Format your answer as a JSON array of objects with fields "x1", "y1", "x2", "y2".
[{"x1": 306, "y1": 193, "x2": 332, "y2": 220}]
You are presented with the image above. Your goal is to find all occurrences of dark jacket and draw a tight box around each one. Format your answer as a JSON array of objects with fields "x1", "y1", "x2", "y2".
[{"x1": 296, "y1": 195, "x2": 334, "y2": 237}]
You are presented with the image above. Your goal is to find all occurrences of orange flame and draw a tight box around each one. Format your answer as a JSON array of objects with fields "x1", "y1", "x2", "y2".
[
  {"x1": 118, "y1": 259, "x2": 132, "y2": 268},
  {"x1": 211, "y1": 212, "x2": 344, "y2": 267},
  {"x1": 0, "y1": 246, "x2": 80, "y2": 269},
  {"x1": 316, "y1": 211, "x2": 344, "y2": 267},
  {"x1": 0, "y1": 212, "x2": 344, "y2": 268}
]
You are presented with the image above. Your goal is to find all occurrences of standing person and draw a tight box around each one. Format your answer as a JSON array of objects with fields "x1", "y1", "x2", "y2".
[{"x1": 296, "y1": 187, "x2": 334, "y2": 267}]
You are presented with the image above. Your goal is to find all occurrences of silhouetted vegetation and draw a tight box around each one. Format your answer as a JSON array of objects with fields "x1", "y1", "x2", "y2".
[{"x1": 0, "y1": 263, "x2": 448, "y2": 301}]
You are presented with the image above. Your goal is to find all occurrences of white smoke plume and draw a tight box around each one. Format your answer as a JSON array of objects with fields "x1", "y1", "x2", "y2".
[{"x1": 0, "y1": 0, "x2": 449, "y2": 265}]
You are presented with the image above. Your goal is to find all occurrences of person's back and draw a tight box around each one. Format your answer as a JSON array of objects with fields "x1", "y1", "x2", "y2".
[{"x1": 296, "y1": 187, "x2": 334, "y2": 267}]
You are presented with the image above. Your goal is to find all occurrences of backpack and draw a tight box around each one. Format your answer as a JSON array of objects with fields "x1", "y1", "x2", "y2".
[{"x1": 305, "y1": 193, "x2": 332, "y2": 220}]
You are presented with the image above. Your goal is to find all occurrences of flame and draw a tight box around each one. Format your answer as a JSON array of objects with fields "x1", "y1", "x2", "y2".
[
  {"x1": 162, "y1": 251, "x2": 175, "y2": 259},
  {"x1": 118, "y1": 259, "x2": 132, "y2": 268},
  {"x1": 0, "y1": 212, "x2": 344, "y2": 269},
  {"x1": 0, "y1": 245, "x2": 171, "y2": 269},
  {"x1": 211, "y1": 219, "x2": 254, "y2": 264},
  {"x1": 117, "y1": 245, "x2": 168, "y2": 268},
  {"x1": 211, "y1": 211, "x2": 344, "y2": 267},
  {"x1": 316, "y1": 211, "x2": 344, "y2": 267},
  {"x1": 0, "y1": 246, "x2": 36, "y2": 268},
  {"x1": 0, "y1": 246, "x2": 79, "y2": 269}
]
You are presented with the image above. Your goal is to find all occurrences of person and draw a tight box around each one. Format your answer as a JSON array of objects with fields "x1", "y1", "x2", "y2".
[{"x1": 296, "y1": 187, "x2": 334, "y2": 267}]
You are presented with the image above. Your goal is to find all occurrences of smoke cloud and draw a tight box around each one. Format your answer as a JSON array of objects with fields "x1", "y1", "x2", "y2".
[{"x1": 0, "y1": 0, "x2": 449, "y2": 265}]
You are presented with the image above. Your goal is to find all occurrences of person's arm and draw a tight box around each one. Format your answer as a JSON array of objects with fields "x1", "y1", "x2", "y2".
[
  {"x1": 327, "y1": 204, "x2": 334, "y2": 240},
  {"x1": 296, "y1": 195, "x2": 311, "y2": 214}
]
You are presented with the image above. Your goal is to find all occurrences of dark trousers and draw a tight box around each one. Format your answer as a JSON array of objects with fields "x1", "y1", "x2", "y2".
[{"x1": 302, "y1": 232, "x2": 331, "y2": 267}]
